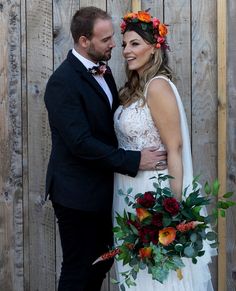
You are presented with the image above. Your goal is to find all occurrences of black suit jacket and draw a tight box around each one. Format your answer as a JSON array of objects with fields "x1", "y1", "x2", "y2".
[{"x1": 44, "y1": 50, "x2": 140, "y2": 211}]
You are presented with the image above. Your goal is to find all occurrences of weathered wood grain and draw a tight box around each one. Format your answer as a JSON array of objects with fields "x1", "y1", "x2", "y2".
[
  {"x1": 227, "y1": 0, "x2": 236, "y2": 290},
  {"x1": 80, "y1": 0, "x2": 106, "y2": 11},
  {"x1": 0, "y1": 0, "x2": 235, "y2": 290},
  {"x1": 191, "y1": 0, "x2": 217, "y2": 289},
  {"x1": 165, "y1": 0, "x2": 191, "y2": 129},
  {"x1": 0, "y1": 1, "x2": 24, "y2": 290},
  {"x1": 26, "y1": 0, "x2": 55, "y2": 290},
  {"x1": 52, "y1": 0, "x2": 80, "y2": 287},
  {"x1": 217, "y1": 0, "x2": 227, "y2": 290}
]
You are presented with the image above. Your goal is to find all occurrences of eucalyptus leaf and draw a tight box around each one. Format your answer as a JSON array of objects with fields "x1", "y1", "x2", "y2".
[
  {"x1": 206, "y1": 231, "x2": 217, "y2": 241},
  {"x1": 192, "y1": 257, "x2": 198, "y2": 264},
  {"x1": 194, "y1": 239, "x2": 203, "y2": 250},
  {"x1": 174, "y1": 243, "x2": 184, "y2": 252},
  {"x1": 126, "y1": 277, "x2": 136, "y2": 287},
  {"x1": 210, "y1": 242, "x2": 218, "y2": 248},
  {"x1": 110, "y1": 278, "x2": 119, "y2": 284},
  {"x1": 127, "y1": 187, "x2": 133, "y2": 194},
  {"x1": 139, "y1": 261, "x2": 146, "y2": 270},
  {"x1": 131, "y1": 269, "x2": 137, "y2": 280},
  {"x1": 118, "y1": 189, "x2": 125, "y2": 196},
  {"x1": 198, "y1": 250, "x2": 205, "y2": 257},
  {"x1": 190, "y1": 233, "x2": 198, "y2": 242},
  {"x1": 184, "y1": 246, "x2": 197, "y2": 258},
  {"x1": 124, "y1": 196, "x2": 129, "y2": 205}
]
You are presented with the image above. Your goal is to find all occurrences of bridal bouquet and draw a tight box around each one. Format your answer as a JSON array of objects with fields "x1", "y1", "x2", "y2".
[{"x1": 93, "y1": 174, "x2": 235, "y2": 290}]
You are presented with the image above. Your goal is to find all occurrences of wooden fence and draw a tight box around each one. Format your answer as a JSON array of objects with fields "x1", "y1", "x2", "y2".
[{"x1": 0, "y1": 0, "x2": 236, "y2": 290}]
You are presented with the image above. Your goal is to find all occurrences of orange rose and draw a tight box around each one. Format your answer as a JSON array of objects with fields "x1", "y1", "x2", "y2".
[
  {"x1": 124, "y1": 12, "x2": 137, "y2": 20},
  {"x1": 136, "y1": 208, "x2": 151, "y2": 222},
  {"x1": 139, "y1": 247, "x2": 152, "y2": 259},
  {"x1": 159, "y1": 24, "x2": 168, "y2": 37},
  {"x1": 137, "y1": 11, "x2": 152, "y2": 23},
  {"x1": 158, "y1": 227, "x2": 176, "y2": 246}
]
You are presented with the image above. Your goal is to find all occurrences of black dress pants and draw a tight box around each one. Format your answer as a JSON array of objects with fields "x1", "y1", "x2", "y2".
[{"x1": 53, "y1": 202, "x2": 114, "y2": 291}]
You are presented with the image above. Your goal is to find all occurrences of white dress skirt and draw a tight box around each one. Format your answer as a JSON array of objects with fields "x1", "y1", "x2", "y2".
[{"x1": 113, "y1": 76, "x2": 215, "y2": 291}]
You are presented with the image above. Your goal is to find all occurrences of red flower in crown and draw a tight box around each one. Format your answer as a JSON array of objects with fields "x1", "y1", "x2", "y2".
[{"x1": 120, "y1": 9, "x2": 169, "y2": 50}]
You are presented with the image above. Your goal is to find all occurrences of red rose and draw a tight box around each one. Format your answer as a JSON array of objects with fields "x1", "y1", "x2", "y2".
[
  {"x1": 139, "y1": 227, "x2": 159, "y2": 244},
  {"x1": 152, "y1": 213, "x2": 163, "y2": 227},
  {"x1": 127, "y1": 219, "x2": 141, "y2": 230},
  {"x1": 137, "y1": 192, "x2": 155, "y2": 208},
  {"x1": 163, "y1": 197, "x2": 180, "y2": 216}
]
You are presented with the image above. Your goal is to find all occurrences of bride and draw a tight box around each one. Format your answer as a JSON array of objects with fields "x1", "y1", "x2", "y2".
[{"x1": 113, "y1": 10, "x2": 214, "y2": 291}]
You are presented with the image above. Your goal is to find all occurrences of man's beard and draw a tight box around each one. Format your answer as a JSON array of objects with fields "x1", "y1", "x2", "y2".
[{"x1": 87, "y1": 43, "x2": 112, "y2": 62}]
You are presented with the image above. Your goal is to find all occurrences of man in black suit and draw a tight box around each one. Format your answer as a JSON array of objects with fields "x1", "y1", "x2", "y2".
[{"x1": 44, "y1": 6, "x2": 166, "y2": 291}]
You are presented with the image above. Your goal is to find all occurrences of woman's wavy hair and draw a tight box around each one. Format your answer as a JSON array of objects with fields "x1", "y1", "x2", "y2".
[{"x1": 119, "y1": 48, "x2": 173, "y2": 106}]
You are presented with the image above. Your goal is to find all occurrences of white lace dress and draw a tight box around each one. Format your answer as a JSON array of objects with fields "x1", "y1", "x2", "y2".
[{"x1": 113, "y1": 76, "x2": 214, "y2": 291}]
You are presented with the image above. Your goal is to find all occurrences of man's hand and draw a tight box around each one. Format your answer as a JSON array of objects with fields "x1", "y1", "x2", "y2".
[{"x1": 139, "y1": 147, "x2": 167, "y2": 171}]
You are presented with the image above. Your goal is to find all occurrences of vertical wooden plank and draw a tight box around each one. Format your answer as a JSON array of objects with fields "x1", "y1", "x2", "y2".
[
  {"x1": 107, "y1": 0, "x2": 131, "y2": 90},
  {"x1": 132, "y1": 0, "x2": 141, "y2": 11},
  {"x1": 0, "y1": 1, "x2": 24, "y2": 291},
  {"x1": 26, "y1": 0, "x2": 55, "y2": 290},
  {"x1": 227, "y1": 1, "x2": 236, "y2": 289},
  {"x1": 217, "y1": 0, "x2": 227, "y2": 290},
  {"x1": 164, "y1": 0, "x2": 191, "y2": 128},
  {"x1": 52, "y1": 0, "x2": 80, "y2": 286},
  {"x1": 107, "y1": 1, "x2": 133, "y2": 289},
  {"x1": 191, "y1": 0, "x2": 217, "y2": 289},
  {"x1": 21, "y1": 0, "x2": 30, "y2": 289},
  {"x1": 80, "y1": 0, "x2": 106, "y2": 11},
  {"x1": 142, "y1": 0, "x2": 163, "y2": 19},
  {"x1": 191, "y1": 0, "x2": 217, "y2": 181}
]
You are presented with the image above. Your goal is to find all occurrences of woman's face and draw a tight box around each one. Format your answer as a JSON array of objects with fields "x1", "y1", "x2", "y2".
[{"x1": 122, "y1": 30, "x2": 155, "y2": 76}]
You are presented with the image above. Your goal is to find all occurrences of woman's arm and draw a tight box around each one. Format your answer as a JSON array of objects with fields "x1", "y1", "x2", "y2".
[{"x1": 147, "y1": 78, "x2": 183, "y2": 200}]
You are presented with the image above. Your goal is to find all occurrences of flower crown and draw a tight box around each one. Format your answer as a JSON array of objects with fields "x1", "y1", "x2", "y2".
[{"x1": 120, "y1": 10, "x2": 169, "y2": 49}]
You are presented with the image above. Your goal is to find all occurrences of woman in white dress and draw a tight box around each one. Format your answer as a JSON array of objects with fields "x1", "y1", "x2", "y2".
[{"x1": 113, "y1": 10, "x2": 214, "y2": 291}]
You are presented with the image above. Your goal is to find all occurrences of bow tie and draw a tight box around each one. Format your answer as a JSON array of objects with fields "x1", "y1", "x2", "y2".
[{"x1": 88, "y1": 62, "x2": 111, "y2": 76}]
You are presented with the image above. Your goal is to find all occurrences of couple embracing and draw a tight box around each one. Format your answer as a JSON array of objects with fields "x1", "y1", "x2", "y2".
[{"x1": 44, "y1": 6, "x2": 214, "y2": 291}]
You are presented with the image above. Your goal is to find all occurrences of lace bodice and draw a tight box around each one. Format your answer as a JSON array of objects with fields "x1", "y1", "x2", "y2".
[{"x1": 114, "y1": 98, "x2": 165, "y2": 151}]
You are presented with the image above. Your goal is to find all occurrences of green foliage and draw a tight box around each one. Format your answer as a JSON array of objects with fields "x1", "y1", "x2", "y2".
[{"x1": 111, "y1": 174, "x2": 235, "y2": 290}]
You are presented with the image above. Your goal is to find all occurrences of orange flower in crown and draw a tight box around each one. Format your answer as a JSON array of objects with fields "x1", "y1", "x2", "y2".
[
  {"x1": 120, "y1": 9, "x2": 169, "y2": 50},
  {"x1": 137, "y1": 11, "x2": 152, "y2": 22}
]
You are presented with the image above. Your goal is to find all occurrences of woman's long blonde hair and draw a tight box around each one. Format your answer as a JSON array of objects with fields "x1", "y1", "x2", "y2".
[{"x1": 119, "y1": 48, "x2": 172, "y2": 106}]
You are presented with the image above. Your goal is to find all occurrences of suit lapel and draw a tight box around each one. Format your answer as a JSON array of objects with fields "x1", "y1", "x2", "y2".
[
  {"x1": 104, "y1": 71, "x2": 119, "y2": 111},
  {"x1": 67, "y1": 51, "x2": 115, "y2": 109}
]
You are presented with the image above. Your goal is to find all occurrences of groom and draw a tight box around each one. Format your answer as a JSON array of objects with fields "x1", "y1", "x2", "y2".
[{"x1": 44, "y1": 6, "x2": 167, "y2": 291}]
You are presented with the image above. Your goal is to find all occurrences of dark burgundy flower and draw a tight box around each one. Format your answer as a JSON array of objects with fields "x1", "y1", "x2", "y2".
[
  {"x1": 127, "y1": 219, "x2": 141, "y2": 230},
  {"x1": 139, "y1": 227, "x2": 159, "y2": 244},
  {"x1": 137, "y1": 192, "x2": 155, "y2": 208},
  {"x1": 152, "y1": 213, "x2": 163, "y2": 227},
  {"x1": 163, "y1": 197, "x2": 180, "y2": 216}
]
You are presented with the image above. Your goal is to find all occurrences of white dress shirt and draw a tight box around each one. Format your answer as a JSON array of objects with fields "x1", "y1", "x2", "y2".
[{"x1": 72, "y1": 49, "x2": 113, "y2": 107}]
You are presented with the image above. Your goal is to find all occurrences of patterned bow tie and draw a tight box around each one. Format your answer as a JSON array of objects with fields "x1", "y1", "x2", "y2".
[{"x1": 88, "y1": 62, "x2": 111, "y2": 76}]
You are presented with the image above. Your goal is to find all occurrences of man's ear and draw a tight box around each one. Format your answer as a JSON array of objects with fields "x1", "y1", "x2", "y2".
[{"x1": 79, "y1": 36, "x2": 90, "y2": 48}]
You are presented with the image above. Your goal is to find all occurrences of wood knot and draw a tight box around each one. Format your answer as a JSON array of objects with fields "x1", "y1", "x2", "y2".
[{"x1": 53, "y1": 27, "x2": 60, "y2": 39}]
